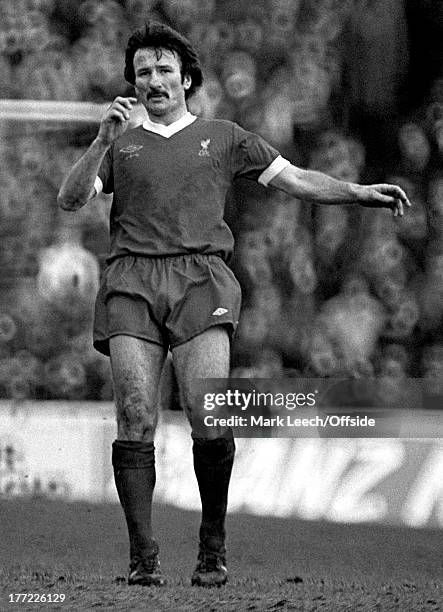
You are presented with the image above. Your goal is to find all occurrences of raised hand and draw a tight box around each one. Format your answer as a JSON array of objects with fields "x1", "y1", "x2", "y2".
[{"x1": 97, "y1": 96, "x2": 138, "y2": 146}]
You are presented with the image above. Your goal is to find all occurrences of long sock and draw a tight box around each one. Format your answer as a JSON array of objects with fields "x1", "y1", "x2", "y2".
[
  {"x1": 112, "y1": 440, "x2": 157, "y2": 562},
  {"x1": 192, "y1": 430, "x2": 235, "y2": 555}
]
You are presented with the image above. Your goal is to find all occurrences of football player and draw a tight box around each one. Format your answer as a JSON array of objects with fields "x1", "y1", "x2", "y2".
[{"x1": 58, "y1": 21, "x2": 410, "y2": 588}]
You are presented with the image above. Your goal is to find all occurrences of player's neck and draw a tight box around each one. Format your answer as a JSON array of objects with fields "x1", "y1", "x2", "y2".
[{"x1": 147, "y1": 106, "x2": 189, "y2": 126}]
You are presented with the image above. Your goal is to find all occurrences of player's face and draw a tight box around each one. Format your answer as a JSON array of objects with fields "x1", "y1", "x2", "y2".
[{"x1": 133, "y1": 47, "x2": 191, "y2": 124}]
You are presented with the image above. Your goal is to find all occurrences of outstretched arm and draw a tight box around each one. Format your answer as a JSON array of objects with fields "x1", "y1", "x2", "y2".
[
  {"x1": 269, "y1": 164, "x2": 411, "y2": 217},
  {"x1": 57, "y1": 96, "x2": 137, "y2": 211}
]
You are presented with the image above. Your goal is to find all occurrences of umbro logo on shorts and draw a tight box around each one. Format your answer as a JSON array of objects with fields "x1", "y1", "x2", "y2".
[{"x1": 212, "y1": 307, "x2": 228, "y2": 316}]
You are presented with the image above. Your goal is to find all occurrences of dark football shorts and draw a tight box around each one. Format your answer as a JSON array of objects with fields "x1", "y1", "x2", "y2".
[{"x1": 93, "y1": 253, "x2": 242, "y2": 356}]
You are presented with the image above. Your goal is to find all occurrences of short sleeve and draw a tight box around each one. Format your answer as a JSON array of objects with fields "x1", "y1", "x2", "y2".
[
  {"x1": 230, "y1": 123, "x2": 282, "y2": 183},
  {"x1": 96, "y1": 146, "x2": 114, "y2": 194}
]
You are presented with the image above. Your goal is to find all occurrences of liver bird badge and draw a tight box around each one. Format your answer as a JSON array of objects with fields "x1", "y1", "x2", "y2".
[{"x1": 198, "y1": 139, "x2": 211, "y2": 157}]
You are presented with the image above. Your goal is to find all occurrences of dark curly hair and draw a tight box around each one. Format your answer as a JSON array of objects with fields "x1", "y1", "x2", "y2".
[{"x1": 124, "y1": 22, "x2": 203, "y2": 99}]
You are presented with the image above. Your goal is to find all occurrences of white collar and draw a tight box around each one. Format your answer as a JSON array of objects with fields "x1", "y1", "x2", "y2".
[{"x1": 142, "y1": 112, "x2": 197, "y2": 138}]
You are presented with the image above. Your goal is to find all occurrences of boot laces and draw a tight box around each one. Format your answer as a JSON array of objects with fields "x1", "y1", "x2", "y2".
[
  {"x1": 197, "y1": 550, "x2": 224, "y2": 572},
  {"x1": 131, "y1": 554, "x2": 159, "y2": 575}
]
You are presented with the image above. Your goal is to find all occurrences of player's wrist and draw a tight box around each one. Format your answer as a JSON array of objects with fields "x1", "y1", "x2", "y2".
[
  {"x1": 92, "y1": 134, "x2": 112, "y2": 151},
  {"x1": 350, "y1": 183, "x2": 367, "y2": 205}
]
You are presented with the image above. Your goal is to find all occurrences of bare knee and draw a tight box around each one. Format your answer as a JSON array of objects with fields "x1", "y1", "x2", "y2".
[
  {"x1": 109, "y1": 337, "x2": 166, "y2": 441},
  {"x1": 116, "y1": 387, "x2": 158, "y2": 441},
  {"x1": 172, "y1": 326, "x2": 231, "y2": 438}
]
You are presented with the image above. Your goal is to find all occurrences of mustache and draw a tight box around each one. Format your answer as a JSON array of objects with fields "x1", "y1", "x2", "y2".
[{"x1": 148, "y1": 90, "x2": 169, "y2": 99}]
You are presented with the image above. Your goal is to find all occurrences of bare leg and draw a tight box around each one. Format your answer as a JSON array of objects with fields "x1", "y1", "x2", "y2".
[
  {"x1": 110, "y1": 335, "x2": 167, "y2": 583},
  {"x1": 172, "y1": 327, "x2": 235, "y2": 584},
  {"x1": 110, "y1": 335, "x2": 166, "y2": 442},
  {"x1": 172, "y1": 326, "x2": 231, "y2": 437}
]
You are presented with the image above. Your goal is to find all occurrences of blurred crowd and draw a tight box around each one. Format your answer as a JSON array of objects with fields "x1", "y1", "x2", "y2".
[{"x1": 0, "y1": 0, "x2": 442, "y2": 402}]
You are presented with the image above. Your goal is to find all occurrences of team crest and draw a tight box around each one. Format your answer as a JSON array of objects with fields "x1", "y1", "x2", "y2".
[
  {"x1": 120, "y1": 144, "x2": 144, "y2": 159},
  {"x1": 198, "y1": 139, "x2": 211, "y2": 157}
]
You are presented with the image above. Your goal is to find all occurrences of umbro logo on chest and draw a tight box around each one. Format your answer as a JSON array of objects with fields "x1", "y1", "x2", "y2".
[{"x1": 119, "y1": 144, "x2": 144, "y2": 160}]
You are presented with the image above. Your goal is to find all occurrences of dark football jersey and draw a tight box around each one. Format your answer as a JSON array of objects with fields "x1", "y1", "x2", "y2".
[{"x1": 96, "y1": 114, "x2": 288, "y2": 262}]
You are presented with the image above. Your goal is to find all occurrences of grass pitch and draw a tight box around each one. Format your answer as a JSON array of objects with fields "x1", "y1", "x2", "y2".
[{"x1": 0, "y1": 498, "x2": 441, "y2": 611}]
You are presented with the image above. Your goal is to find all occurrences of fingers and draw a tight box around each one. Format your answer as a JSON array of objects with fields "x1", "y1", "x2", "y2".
[
  {"x1": 388, "y1": 186, "x2": 408, "y2": 218},
  {"x1": 371, "y1": 184, "x2": 412, "y2": 218},
  {"x1": 393, "y1": 199, "x2": 404, "y2": 218},
  {"x1": 106, "y1": 97, "x2": 138, "y2": 122},
  {"x1": 380, "y1": 184, "x2": 412, "y2": 208},
  {"x1": 110, "y1": 96, "x2": 138, "y2": 108}
]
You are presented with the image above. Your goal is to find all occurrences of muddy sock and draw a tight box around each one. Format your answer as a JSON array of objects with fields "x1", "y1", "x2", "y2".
[
  {"x1": 192, "y1": 430, "x2": 235, "y2": 554},
  {"x1": 112, "y1": 440, "x2": 157, "y2": 561}
]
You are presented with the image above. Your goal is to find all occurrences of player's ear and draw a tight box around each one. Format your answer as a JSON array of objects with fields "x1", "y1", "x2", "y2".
[{"x1": 183, "y1": 74, "x2": 192, "y2": 91}]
